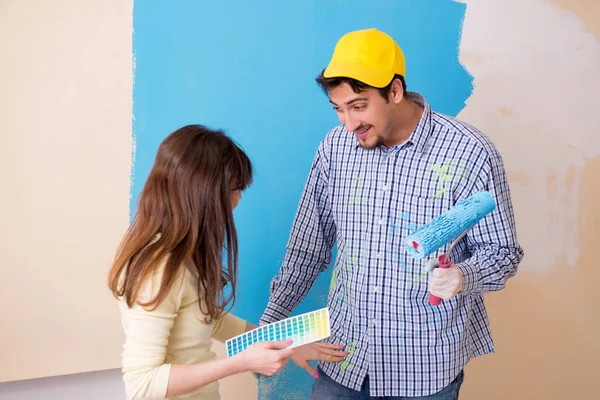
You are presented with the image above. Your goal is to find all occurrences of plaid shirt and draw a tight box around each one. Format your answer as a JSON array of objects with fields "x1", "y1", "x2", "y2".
[{"x1": 260, "y1": 93, "x2": 524, "y2": 397}]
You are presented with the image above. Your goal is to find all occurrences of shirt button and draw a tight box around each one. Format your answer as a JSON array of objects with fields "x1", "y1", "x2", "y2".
[
  {"x1": 376, "y1": 253, "x2": 381, "y2": 259},
  {"x1": 382, "y1": 185, "x2": 388, "y2": 191},
  {"x1": 379, "y1": 219, "x2": 384, "y2": 224},
  {"x1": 374, "y1": 287, "x2": 379, "y2": 293},
  {"x1": 372, "y1": 319, "x2": 377, "y2": 325}
]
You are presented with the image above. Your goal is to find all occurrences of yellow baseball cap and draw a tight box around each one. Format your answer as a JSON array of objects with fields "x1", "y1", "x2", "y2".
[{"x1": 323, "y1": 28, "x2": 406, "y2": 88}]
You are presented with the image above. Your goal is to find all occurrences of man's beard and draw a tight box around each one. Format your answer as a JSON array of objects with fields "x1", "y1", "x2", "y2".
[{"x1": 359, "y1": 134, "x2": 385, "y2": 150}]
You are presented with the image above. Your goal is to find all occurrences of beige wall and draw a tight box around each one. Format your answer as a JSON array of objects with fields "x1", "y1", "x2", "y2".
[
  {"x1": 1, "y1": 0, "x2": 598, "y2": 398},
  {"x1": 458, "y1": 0, "x2": 600, "y2": 398},
  {"x1": 0, "y1": 0, "x2": 132, "y2": 381}
]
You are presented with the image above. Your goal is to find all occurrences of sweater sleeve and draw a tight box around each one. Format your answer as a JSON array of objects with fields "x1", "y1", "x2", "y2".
[
  {"x1": 210, "y1": 312, "x2": 247, "y2": 343},
  {"x1": 120, "y1": 265, "x2": 185, "y2": 400}
]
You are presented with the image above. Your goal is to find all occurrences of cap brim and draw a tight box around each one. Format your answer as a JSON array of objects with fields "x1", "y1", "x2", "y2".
[{"x1": 323, "y1": 62, "x2": 394, "y2": 88}]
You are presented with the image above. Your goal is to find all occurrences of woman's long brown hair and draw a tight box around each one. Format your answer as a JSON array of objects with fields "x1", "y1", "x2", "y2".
[{"x1": 108, "y1": 124, "x2": 253, "y2": 322}]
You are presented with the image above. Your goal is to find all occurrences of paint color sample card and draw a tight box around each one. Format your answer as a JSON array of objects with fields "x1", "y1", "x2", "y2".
[{"x1": 226, "y1": 308, "x2": 331, "y2": 357}]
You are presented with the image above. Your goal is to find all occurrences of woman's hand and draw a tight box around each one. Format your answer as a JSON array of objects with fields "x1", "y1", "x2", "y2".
[{"x1": 236, "y1": 340, "x2": 294, "y2": 376}]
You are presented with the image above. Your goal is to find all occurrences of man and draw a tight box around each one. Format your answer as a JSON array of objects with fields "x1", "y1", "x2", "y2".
[{"x1": 260, "y1": 28, "x2": 524, "y2": 399}]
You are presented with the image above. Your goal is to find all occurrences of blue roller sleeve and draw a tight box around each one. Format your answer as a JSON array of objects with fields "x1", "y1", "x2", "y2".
[{"x1": 404, "y1": 190, "x2": 496, "y2": 259}]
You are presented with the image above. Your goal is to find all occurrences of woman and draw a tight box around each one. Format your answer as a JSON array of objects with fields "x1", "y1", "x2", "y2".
[{"x1": 108, "y1": 125, "x2": 293, "y2": 400}]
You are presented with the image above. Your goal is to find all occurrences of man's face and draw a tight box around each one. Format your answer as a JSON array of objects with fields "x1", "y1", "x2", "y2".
[{"x1": 329, "y1": 83, "x2": 395, "y2": 149}]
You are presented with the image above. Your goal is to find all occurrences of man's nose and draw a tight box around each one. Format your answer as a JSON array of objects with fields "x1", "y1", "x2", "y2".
[{"x1": 344, "y1": 114, "x2": 361, "y2": 133}]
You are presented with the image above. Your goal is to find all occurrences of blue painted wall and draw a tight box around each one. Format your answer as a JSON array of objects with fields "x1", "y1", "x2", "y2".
[{"x1": 132, "y1": 1, "x2": 471, "y2": 397}]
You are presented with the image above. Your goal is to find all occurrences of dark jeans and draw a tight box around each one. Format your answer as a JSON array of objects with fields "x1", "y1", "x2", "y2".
[{"x1": 310, "y1": 368, "x2": 464, "y2": 400}]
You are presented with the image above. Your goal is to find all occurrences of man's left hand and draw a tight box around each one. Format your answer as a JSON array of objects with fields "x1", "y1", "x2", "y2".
[{"x1": 428, "y1": 262, "x2": 463, "y2": 300}]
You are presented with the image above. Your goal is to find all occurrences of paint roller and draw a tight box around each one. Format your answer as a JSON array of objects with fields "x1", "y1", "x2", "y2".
[{"x1": 403, "y1": 190, "x2": 496, "y2": 306}]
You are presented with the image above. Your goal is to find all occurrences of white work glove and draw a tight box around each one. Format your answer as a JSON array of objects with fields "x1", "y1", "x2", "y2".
[{"x1": 426, "y1": 259, "x2": 464, "y2": 300}]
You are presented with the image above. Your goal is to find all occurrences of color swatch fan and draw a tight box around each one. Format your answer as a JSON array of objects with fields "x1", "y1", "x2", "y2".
[{"x1": 226, "y1": 308, "x2": 331, "y2": 357}]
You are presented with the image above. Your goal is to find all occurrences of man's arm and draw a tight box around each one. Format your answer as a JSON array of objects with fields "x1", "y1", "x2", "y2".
[
  {"x1": 454, "y1": 145, "x2": 524, "y2": 295},
  {"x1": 260, "y1": 142, "x2": 336, "y2": 324}
]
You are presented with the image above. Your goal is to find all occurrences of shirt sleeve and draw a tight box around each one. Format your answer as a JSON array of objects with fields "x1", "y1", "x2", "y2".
[
  {"x1": 211, "y1": 312, "x2": 247, "y2": 342},
  {"x1": 120, "y1": 264, "x2": 185, "y2": 400},
  {"x1": 453, "y1": 144, "x2": 525, "y2": 295},
  {"x1": 260, "y1": 141, "x2": 337, "y2": 324}
]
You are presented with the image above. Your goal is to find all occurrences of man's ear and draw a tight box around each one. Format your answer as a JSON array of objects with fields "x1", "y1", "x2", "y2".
[{"x1": 389, "y1": 78, "x2": 404, "y2": 104}]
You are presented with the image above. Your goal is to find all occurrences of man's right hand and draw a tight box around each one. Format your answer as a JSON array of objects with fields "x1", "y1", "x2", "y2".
[{"x1": 291, "y1": 342, "x2": 348, "y2": 378}]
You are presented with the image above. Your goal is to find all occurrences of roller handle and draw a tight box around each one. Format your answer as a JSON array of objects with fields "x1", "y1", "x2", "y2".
[{"x1": 428, "y1": 253, "x2": 453, "y2": 306}]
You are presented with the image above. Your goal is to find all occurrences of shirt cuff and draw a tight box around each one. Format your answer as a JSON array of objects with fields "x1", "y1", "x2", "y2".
[
  {"x1": 259, "y1": 302, "x2": 291, "y2": 325},
  {"x1": 456, "y1": 260, "x2": 480, "y2": 295}
]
